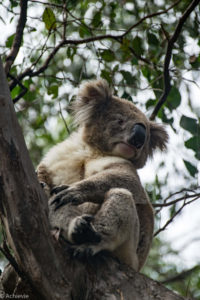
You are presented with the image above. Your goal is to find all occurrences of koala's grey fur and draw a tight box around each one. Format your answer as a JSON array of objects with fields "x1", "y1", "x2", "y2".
[{"x1": 37, "y1": 80, "x2": 168, "y2": 271}]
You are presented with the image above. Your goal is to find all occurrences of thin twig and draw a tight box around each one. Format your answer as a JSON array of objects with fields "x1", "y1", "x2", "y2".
[
  {"x1": 4, "y1": 0, "x2": 28, "y2": 75},
  {"x1": 58, "y1": 100, "x2": 70, "y2": 135},
  {"x1": 153, "y1": 192, "x2": 200, "y2": 207},
  {"x1": 9, "y1": 1, "x2": 182, "y2": 93},
  {"x1": 29, "y1": 0, "x2": 63, "y2": 8},
  {"x1": 8, "y1": 73, "x2": 28, "y2": 103},
  {"x1": 0, "y1": 241, "x2": 25, "y2": 279},
  {"x1": 162, "y1": 187, "x2": 198, "y2": 203},
  {"x1": 154, "y1": 196, "x2": 199, "y2": 237},
  {"x1": 161, "y1": 265, "x2": 200, "y2": 284},
  {"x1": 121, "y1": 0, "x2": 182, "y2": 38},
  {"x1": 0, "y1": 223, "x2": 25, "y2": 279},
  {"x1": 150, "y1": 0, "x2": 200, "y2": 120},
  {"x1": 154, "y1": 187, "x2": 199, "y2": 215}
]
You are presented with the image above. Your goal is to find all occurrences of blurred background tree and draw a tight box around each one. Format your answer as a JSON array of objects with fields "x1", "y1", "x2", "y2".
[{"x1": 0, "y1": 0, "x2": 200, "y2": 298}]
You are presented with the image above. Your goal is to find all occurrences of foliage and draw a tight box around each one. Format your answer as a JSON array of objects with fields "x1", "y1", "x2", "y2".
[{"x1": 0, "y1": 0, "x2": 200, "y2": 297}]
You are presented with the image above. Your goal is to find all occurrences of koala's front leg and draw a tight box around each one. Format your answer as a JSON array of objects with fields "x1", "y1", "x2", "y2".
[
  {"x1": 50, "y1": 176, "x2": 105, "y2": 210},
  {"x1": 50, "y1": 170, "x2": 134, "y2": 210}
]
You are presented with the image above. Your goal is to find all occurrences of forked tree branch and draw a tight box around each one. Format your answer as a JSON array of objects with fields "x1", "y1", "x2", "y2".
[
  {"x1": 4, "y1": 0, "x2": 28, "y2": 75},
  {"x1": 154, "y1": 197, "x2": 198, "y2": 237},
  {"x1": 150, "y1": 0, "x2": 200, "y2": 120},
  {"x1": 9, "y1": 1, "x2": 182, "y2": 93}
]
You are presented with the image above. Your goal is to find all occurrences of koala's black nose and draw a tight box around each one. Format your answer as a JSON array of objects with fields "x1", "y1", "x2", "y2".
[{"x1": 128, "y1": 123, "x2": 146, "y2": 149}]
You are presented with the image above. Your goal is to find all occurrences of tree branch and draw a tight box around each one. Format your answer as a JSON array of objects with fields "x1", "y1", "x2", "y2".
[
  {"x1": 121, "y1": 0, "x2": 182, "y2": 38},
  {"x1": 8, "y1": 73, "x2": 28, "y2": 104},
  {"x1": 9, "y1": 1, "x2": 183, "y2": 93},
  {"x1": 153, "y1": 191, "x2": 200, "y2": 208},
  {"x1": 4, "y1": 0, "x2": 28, "y2": 75},
  {"x1": 154, "y1": 197, "x2": 198, "y2": 237},
  {"x1": 150, "y1": 0, "x2": 200, "y2": 121},
  {"x1": 0, "y1": 57, "x2": 71, "y2": 299},
  {"x1": 161, "y1": 265, "x2": 200, "y2": 284}
]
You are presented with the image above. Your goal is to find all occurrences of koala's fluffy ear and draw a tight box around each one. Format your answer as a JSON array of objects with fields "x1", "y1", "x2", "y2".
[
  {"x1": 72, "y1": 80, "x2": 112, "y2": 126},
  {"x1": 149, "y1": 122, "x2": 168, "y2": 156}
]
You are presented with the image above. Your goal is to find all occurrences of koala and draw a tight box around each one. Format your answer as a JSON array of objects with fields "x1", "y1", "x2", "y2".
[{"x1": 37, "y1": 80, "x2": 168, "y2": 271}]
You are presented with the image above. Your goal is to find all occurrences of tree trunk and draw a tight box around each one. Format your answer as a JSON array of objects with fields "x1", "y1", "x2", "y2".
[{"x1": 0, "y1": 57, "x2": 186, "y2": 300}]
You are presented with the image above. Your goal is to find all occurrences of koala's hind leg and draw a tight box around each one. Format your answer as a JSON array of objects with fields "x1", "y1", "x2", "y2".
[
  {"x1": 73, "y1": 188, "x2": 140, "y2": 270},
  {"x1": 49, "y1": 200, "x2": 101, "y2": 244}
]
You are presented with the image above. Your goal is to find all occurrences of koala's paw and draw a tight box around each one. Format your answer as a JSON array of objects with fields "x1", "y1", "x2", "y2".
[
  {"x1": 72, "y1": 244, "x2": 98, "y2": 260},
  {"x1": 69, "y1": 215, "x2": 101, "y2": 245},
  {"x1": 50, "y1": 186, "x2": 83, "y2": 210}
]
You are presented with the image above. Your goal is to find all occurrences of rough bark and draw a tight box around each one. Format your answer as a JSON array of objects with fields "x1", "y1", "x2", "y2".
[{"x1": 0, "y1": 57, "x2": 187, "y2": 300}]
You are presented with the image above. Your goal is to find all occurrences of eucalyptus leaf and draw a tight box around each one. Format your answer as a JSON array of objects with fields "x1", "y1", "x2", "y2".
[
  {"x1": 183, "y1": 160, "x2": 198, "y2": 177},
  {"x1": 180, "y1": 115, "x2": 199, "y2": 135},
  {"x1": 167, "y1": 86, "x2": 181, "y2": 110},
  {"x1": 42, "y1": 8, "x2": 56, "y2": 31}
]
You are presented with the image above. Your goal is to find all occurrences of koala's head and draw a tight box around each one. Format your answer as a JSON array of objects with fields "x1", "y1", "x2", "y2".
[{"x1": 73, "y1": 80, "x2": 168, "y2": 168}]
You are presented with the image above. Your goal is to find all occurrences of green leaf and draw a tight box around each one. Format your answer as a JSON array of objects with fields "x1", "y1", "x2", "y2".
[
  {"x1": 185, "y1": 136, "x2": 200, "y2": 152},
  {"x1": 180, "y1": 115, "x2": 199, "y2": 135},
  {"x1": 167, "y1": 86, "x2": 181, "y2": 110},
  {"x1": 100, "y1": 50, "x2": 115, "y2": 62},
  {"x1": 158, "y1": 109, "x2": 174, "y2": 125},
  {"x1": 183, "y1": 160, "x2": 198, "y2": 177},
  {"x1": 10, "y1": 0, "x2": 18, "y2": 8},
  {"x1": 173, "y1": 53, "x2": 185, "y2": 68},
  {"x1": 0, "y1": 15, "x2": 6, "y2": 25},
  {"x1": 121, "y1": 92, "x2": 132, "y2": 101},
  {"x1": 112, "y1": 64, "x2": 119, "y2": 73},
  {"x1": 131, "y1": 57, "x2": 138, "y2": 65},
  {"x1": 92, "y1": 11, "x2": 101, "y2": 27},
  {"x1": 101, "y1": 70, "x2": 112, "y2": 83},
  {"x1": 42, "y1": 8, "x2": 56, "y2": 31},
  {"x1": 47, "y1": 85, "x2": 58, "y2": 99},
  {"x1": 117, "y1": 38, "x2": 131, "y2": 62},
  {"x1": 132, "y1": 36, "x2": 144, "y2": 56},
  {"x1": 146, "y1": 98, "x2": 156, "y2": 109},
  {"x1": 147, "y1": 33, "x2": 159, "y2": 47},
  {"x1": 67, "y1": 47, "x2": 76, "y2": 61},
  {"x1": 79, "y1": 23, "x2": 91, "y2": 38},
  {"x1": 6, "y1": 34, "x2": 15, "y2": 48},
  {"x1": 120, "y1": 70, "x2": 134, "y2": 85},
  {"x1": 11, "y1": 85, "x2": 21, "y2": 100},
  {"x1": 141, "y1": 66, "x2": 151, "y2": 81}
]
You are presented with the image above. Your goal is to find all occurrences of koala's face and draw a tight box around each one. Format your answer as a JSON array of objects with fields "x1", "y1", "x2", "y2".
[
  {"x1": 102, "y1": 97, "x2": 148, "y2": 159},
  {"x1": 74, "y1": 80, "x2": 168, "y2": 169},
  {"x1": 83, "y1": 97, "x2": 152, "y2": 168}
]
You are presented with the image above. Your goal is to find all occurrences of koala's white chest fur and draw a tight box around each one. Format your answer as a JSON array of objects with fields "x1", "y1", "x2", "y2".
[{"x1": 41, "y1": 129, "x2": 127, "y2": 186}]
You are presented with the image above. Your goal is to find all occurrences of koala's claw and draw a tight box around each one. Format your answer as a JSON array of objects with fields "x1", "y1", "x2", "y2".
[
  {"x1": 50, "y1": 188, "x2": 81, "y2": 210},
  {"x1": 50, "y1": 185, "x2": 69, "y2": 195},
  {"x1": 51, "y1": 197, "x2": 68, "y2": 210},
  {"x1": 73, "y1": 246, "x2": 94, "y2": 259}
]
